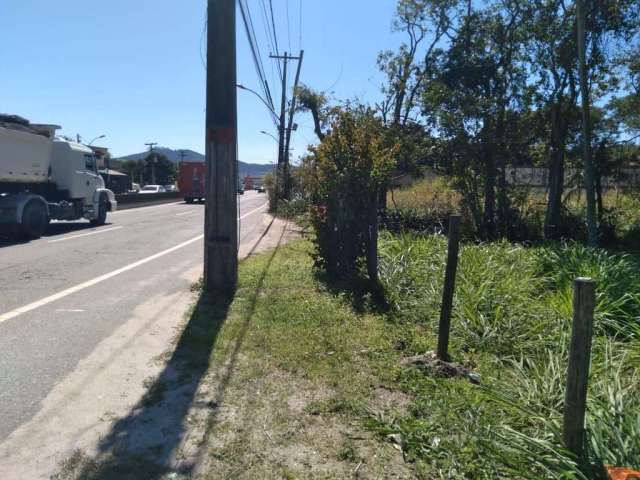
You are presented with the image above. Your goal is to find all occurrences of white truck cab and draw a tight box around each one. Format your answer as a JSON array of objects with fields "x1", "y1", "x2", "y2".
[{"x1": 0, "y1": 115, "x2": 117, "y2": 239}]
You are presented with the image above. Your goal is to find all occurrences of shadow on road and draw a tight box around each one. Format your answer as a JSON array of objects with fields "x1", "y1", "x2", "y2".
[
  {"x1": 63, "y1": 222, "x2": 286, "y2": 480},
  {"x1": 0, "y1": 222, "x2": 115, "y2": 248}
]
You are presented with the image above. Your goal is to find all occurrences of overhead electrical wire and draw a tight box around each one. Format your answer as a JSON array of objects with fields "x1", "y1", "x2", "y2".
[
  {"x1": 237, "y1": 0, "x2": 278, "y2": 127},
  {"x1": 259, "y1": 0, "x2": 283, "y2": 83},
  {"x1": 286, "y1": 0, "x2": 292, "y2": 52},
  {"x1": 299, "y1": 0, "x2": 303, "y2": 50}
]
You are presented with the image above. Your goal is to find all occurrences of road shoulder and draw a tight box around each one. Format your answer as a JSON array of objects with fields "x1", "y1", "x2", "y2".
[{"x1": 0, "y1": 216, "x2": 295, "y2": 480}]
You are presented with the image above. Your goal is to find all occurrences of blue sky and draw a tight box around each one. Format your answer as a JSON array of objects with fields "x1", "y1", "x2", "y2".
[{"x1": 0, "y1": 0, "x2": 401, "y2": 163}]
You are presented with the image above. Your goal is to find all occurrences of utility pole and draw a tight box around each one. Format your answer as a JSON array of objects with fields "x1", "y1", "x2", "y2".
[
  {"x1": 271, "y1": 52, "x2": 289, "y2": 200},
  {"x1": 178, "y1": 150, "x2": 187, "y2": 163},
  {"x1": 270, "y1": 51, "x2": 303, "y2": 200},
  {"x1": 283, "y1": 50, "x2": 304, "y2": 198},
  {"x1": 204, "y1": 0, "x2": 238, "y2": 293},
  {"x1": 145, "y1": 142, "x2": 158, "y2": 185}
]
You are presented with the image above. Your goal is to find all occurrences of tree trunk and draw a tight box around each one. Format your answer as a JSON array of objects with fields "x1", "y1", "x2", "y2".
[
  {"x1": 576, "y1": 0, "x2": 598, "y2": 247},
  {"x1": 366, "y1": 198, "x2": 379, "y2": 283},
  {"x1": 544, "y1": 105, "x2": 566, "y2": 239},
  {"x1": 496, "y1": 105, "x2": 509, "y2": 237},
  {"x1": 595, "y1": 140, "x2": 606, "y2": 224},
  {"x1": 482, "y1": 133, "x2": 496, "y2": 240}
]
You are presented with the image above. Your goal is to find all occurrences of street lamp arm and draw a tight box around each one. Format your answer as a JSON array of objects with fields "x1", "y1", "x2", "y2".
[
  {"x1": 237, "y1": 84, "x2": 278, "y2": 123},
  {"x1": 88, "y1": 134, "x2": 106, "y2": 146},
  {"x1": 260, "y1": 130, "x2": 279, "y2": 144}
]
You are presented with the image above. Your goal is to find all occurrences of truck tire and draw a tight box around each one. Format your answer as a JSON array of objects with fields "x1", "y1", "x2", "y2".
[
  {"x1": 91, "y1": 195, "x2": 108, "y2": 226},
  {"x1": 185, "y1": 197, "x2": 194, "y2": 204},
  {"x1": 21, "y1": 201, "x2": 49, "y2": 239}
]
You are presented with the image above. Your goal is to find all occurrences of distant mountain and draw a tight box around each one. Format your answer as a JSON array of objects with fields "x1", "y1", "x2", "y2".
[{"x1": 116, "y1": 147, "x2": 275, "y2": 177}]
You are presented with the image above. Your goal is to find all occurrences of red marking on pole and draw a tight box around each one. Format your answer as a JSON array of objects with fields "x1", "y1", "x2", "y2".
[{"x1": 207, "y1": 127, "x2": 236, "y2": 144}]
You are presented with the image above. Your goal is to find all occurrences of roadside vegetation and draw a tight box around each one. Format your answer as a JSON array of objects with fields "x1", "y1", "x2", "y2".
[{"x1": 376, "y1": 230, "x2": 640, "y2": 478}]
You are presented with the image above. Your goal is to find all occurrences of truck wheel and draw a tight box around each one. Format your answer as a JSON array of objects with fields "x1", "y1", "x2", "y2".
[
  {"x1": 21, "y1": 201, "x2": 49, "y2": 239},
  {"x1": 185, "y1": 197, "x2": 194, "y2": 204},
  {"x1": 91, "y1": 195, "x2": 108, "y2": 226}
]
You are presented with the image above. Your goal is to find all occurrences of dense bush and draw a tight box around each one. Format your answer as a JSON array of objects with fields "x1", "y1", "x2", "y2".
[
  {"x1": 386, "y1": 177, "x2": 640, "y2": 248},
  {"x1": 306, "y1": 107, "x2": 396, "y2": 280}
]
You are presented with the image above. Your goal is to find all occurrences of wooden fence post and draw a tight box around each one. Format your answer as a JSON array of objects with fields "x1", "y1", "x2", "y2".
[
  {"x1": 437, "y1": 215, "x2": 461, "y2": 361},
  {"x1": 563, "y1": 277, "x2": 596, "y2": 458}
]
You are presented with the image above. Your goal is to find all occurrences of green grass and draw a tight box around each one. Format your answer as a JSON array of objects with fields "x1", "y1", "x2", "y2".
[
  {"x1": 376, "y1": 232, "x2": 640, "y2": 478},
  {"x1": 53, "y1": 230, "x2": 640, "y2": 479}
]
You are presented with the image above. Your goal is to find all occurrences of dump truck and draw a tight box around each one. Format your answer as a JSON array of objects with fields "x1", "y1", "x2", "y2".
[
  {"x1": 178, "y1": 161, "x2": 205, "y2": 203},
  {"x1": 0, "y1": 115, "x2": 117, "y2": 239}
]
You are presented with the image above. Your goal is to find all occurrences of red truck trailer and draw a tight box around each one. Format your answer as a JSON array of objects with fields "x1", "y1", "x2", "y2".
[{"x1": 178, "y1": 161, "x2": 205, "y2": 203}]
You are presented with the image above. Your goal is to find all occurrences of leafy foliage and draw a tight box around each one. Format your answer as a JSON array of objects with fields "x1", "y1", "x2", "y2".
[
  {"x1": 374, "y1": 233, "x2": 640, "y2": 477},
  {"x1": 306, "y1": 107, "x2": 397, "y2": 279}
]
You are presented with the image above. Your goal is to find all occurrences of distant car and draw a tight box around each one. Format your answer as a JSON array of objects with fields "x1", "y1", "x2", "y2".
[
  {"x1": 257, "y1": 185, "x2": 265, "y2": 193},
  {"x1": 140, "y1": 185, "x2": 166, "y2": 194},
  {"x1": 237, "y1": 186, "x2": 245, "y2": 195},
  {"x1": 130, "y1": 183, "x2": 141, "y2": 193},
  {"x1": 164, "y1": 185, "x2": 178, "y2": 192}
]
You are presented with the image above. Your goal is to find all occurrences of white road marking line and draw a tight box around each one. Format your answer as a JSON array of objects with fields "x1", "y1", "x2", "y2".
[
  {"x1": 239, "y1": 203, "x2": 268, "y2": 220},
  {"x1": 0, "y1": 201, "x2": 269, "y2": 325},
  {"x1": 0, "y1": 234, "x2": 204, "y2": 324},
  {"x1": 55, "y1": 309, "x2": 85, "y2": 313},
  {"x1": 175, "y1": 211, "x2": 197, "y2": 217},
  {"x1": 48, "y1": 226, "x2": 123, "y2": 243}
]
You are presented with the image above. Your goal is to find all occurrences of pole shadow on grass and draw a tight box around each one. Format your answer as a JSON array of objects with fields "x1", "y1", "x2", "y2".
[{"x1": 66, "y1": 221, "x2": 286, "y2": 480}]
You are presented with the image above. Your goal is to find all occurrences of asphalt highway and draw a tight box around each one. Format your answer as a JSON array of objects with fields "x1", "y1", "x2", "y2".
[{"x1": 0, "y1": 191, "x2": 269, "y2": 442}]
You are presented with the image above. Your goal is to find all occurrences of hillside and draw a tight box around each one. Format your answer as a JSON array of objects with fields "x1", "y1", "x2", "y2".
[{"x1": 117, "y1": 147, "x2": 274, "y2": 177}]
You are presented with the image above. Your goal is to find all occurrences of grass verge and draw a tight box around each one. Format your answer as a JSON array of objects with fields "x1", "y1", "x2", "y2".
[{"x1": 54, "y1": 231, "x2": 640, "y2": 479}]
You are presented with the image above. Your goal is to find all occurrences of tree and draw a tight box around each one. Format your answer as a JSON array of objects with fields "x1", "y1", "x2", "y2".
[
  {"x1": 377, "y1": 0, "x2": 455, "y2": 126},
  {"x1": 417, "y1": 0, "x2": 529, "y2": 238},
  {"x1": 295, "y1": 84, "x2": 330, "y2": 141},
  {"x1": 142, "y1": 153, "x2": 176, "y2": 186}
]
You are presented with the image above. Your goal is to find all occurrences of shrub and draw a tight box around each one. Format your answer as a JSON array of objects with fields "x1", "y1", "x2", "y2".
[{"x1": 308, "y1": 107, "x2": 397, "y2": 280}]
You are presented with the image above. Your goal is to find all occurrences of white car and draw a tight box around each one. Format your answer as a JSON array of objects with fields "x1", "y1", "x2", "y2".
[{"x1": 139, "y1": 185, "x2": 166, "y2": 194}]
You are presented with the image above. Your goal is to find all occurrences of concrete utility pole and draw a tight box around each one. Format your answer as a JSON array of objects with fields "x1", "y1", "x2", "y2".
[
  {"x1": 145, "y1": 142, "x2": 158, "y2": 185},
  {"x1": 270, "y1": 51, "x2": 303, "y2": 200},
  {"x1": 271, "y1": 52, "x2": 289, "y2": 197},
  {"x1": 178, "y1": 150, "x2": 187, "y2": 163},
  {"x1": 283, "y1": 50, "x2": 304, "y2": 198},
  {"x1": 204, "y1": 0, "x2": 238, "y2": 293}
]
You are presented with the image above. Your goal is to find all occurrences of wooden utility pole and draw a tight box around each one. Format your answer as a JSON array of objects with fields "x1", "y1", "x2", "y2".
[
  {"x1": 576, "y1": 0, "x2": 598, "y2": 247},
  {"x1": 283, "y1": 50, "x2": 304, "y2": 198},
  {"x1": 437, "y1": 215, "x2": 462, "y2": 361},
  {"x1": 563, "y1": 277, "x2": 595, "y2": 458},
  {"x1": 204, "y1": 0, "x2": 238, "y2": 293}
]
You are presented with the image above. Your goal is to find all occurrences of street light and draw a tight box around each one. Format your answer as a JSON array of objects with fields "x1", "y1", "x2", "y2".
[
  {"x1": 88, "y1": 134, "x2": 106, "y2": 146},
  {"x1": 260, "y1": 130, "x2": 279, "y2": 144},
  {"x1": 237, "y1": 84, "x2": 278, "y2": 123}
]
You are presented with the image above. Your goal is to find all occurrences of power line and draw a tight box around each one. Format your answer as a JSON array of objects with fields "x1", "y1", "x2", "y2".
[
  {"x1": 243, "y1": 0, "x2": 275, "y2": 108},
  {"x1": 238, "y1": 0, "x2": 277, "y2": 124},
  {"x1": 286, "y1": 0, "x2": 292, "y2": 52},
  {"x1": 259, "y1": 0, "x2": 282, "y2": 82},
  {"x1": 299, "y1": 0, "x2": 303, "y2": 49},
  {"x1": 268, "y1": 0, "x2": 281, "y2": 62}
]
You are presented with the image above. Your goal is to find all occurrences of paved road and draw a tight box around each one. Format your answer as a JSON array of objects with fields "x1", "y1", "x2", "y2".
[{"x1": 0, "y1": 191, "x2": 269, "y2": 442}]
